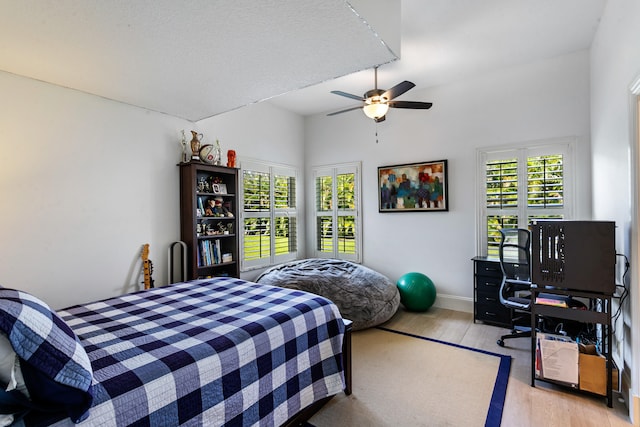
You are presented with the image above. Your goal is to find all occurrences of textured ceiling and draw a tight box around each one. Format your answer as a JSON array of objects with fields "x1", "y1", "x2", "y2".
[
  {"x1": 271, "y1": 0, "x2": 607, "y2": 117},
  {"x1": 0, "y1": 0, "x2": 397, "y2": 121},
  {"x1": 0, "y1": 0, "x2": 606, "y2": 121}
]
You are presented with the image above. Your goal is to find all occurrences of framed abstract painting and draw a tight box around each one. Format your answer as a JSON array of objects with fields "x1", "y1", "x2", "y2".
[{"x1": 378, "y1": 160, "x2": 448, "y2": 212}]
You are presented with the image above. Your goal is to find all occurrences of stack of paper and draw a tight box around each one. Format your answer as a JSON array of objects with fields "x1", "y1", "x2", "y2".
[{"x1": 536, "y1": 333, "x2": 579, "y2": 386}]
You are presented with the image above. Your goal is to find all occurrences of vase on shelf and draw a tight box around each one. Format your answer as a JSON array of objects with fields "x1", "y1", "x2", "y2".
[
  {"x1": 190, "y1": 131, "x2": 203, "y2": 161},
  {"x1": 227, "y1": 149, "x2": 236, "y2": 168}
]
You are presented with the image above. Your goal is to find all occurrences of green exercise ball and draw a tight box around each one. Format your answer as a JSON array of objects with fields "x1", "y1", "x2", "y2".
[{"x1": 396, "y1": 272, "x2": 436, "y2": 312}]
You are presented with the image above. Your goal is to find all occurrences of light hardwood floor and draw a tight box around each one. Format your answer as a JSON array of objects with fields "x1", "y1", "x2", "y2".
[{"x1": 380, "y1": 307, "x2": 632, "y2": 427}]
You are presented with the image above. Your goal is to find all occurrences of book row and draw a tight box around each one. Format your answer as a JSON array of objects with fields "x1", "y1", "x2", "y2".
[{"x1": 198, "y1": 239, "x2": 222, "y2": 266}]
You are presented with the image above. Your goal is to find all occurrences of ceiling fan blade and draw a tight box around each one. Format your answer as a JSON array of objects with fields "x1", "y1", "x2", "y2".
[
  {"x1": 388, "y1": 101, "x2": 433, "y2": 109},
  {"x1": 330, "y1": 90, "x2": 364, "y2": 101},
  {"x1": 382, "y1": 81, "x2": 415, "y2": 100},
  {"x1": 327, "y1": 105, "x2": 363, "y2": 116}
]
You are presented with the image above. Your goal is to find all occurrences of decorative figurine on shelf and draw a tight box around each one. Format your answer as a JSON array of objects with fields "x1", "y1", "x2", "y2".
[
  {"x1": 217, "y1": 222, "x2": 227, "y2": 234},
  {"x1": 213, "y1": 139, "x2": 222, "y2": 166},
  {"x1": 227, "y1": 149, "x2": 236, "y2": 168},
  {"x1": 204, "y1": 199, "x2": 215, "y2": 216},
  {"x1": 223, "y1": 200, "x2": 234, "y2": 217},
  {"x1": 204, "y1": 197, "x2": 228, "y2": 217},
  {"x1": 180, "y1": 130, "x2": 188, "y2": 163},
  {"x1": 215, "y1": 197, "x2": 231, "y2": 216},
  {"x1": 190, "y1": 130, "x2": 203, "y2": 161},
  {"x1": 208, "y1": 176, "x2": 222, "y2": 187},
  {"x1": 213, "y1": 198, "x2": 224, "y2": 216}
]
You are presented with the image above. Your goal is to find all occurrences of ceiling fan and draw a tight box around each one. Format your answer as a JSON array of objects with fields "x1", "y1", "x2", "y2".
[{"x1": 327, "y1": 66, "x2": 433, "y2": 122}]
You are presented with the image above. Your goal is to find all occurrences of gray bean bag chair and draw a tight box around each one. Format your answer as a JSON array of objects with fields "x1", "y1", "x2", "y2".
[{"x1": 256, "y1": 258, "x2": 400, "y2": 330}]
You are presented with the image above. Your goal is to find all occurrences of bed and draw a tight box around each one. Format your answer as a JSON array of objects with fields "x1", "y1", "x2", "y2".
[{"x1": 0, "y1": 277, "x2": 349, "y2": 426}]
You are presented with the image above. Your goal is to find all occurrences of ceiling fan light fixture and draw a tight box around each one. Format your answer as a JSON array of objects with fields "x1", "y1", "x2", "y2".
[
  {"x1": 328, "y1": 66, "x2": 432, "y2": 122},
  {"x1": 363, "y1": 101, "x2": 389, "y2": 120}
]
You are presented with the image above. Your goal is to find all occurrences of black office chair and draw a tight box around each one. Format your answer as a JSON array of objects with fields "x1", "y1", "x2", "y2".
[{"x1": 496, "y1": 228, "x2": 534, "y2": 347}]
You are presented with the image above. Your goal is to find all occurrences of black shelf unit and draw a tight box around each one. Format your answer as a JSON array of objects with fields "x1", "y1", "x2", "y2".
[
  {"x1": 528, "y1": 220, "x2": 615, "y2": 407},
  {"x1": 530, "y1": 286, "x2": 613, "y2": 407}
]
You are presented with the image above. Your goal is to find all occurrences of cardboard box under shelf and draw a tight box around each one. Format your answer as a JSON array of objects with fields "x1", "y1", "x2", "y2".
[{"x1": 579, "y1": 353, "x2": 619, "y2": 396}]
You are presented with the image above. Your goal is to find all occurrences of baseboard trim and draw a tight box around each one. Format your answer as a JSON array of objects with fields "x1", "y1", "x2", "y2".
[
  {"x1": 433, "y1": 294, "x2": 473, "y2": 313},
  {"x1": 632, "y1": 391, "x2": 640, "y2": 426}
]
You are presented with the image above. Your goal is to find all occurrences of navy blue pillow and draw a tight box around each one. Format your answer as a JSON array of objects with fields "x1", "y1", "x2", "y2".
[{"x1": 0, "y1": 289, "x2": 93, "y2": 423}]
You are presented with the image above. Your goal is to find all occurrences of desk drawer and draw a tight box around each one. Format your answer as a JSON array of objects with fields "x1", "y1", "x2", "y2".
[
  {"x1": 476, "y1": 274, "x2": 502, "y2": 294},
  {"x1": 475, "y1": 261, "x2": 502, "y2": 278},
  {"x1": 476, "y1": 291, "x2": 501, "y2": 306},
  {"x1": 475, "y1": 301, "x2": 511, "y2": 325}
]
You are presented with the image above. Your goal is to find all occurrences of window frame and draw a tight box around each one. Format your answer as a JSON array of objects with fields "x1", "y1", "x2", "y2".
[
  {"x1": 312, "y1": 162, "x2": 362, "y2": 263},
  {"x1": 476, "y1": 138, "x2": 576, "y2": 257},
  {"x1": 240, "y1": 159, "x2": 299, "y2": 271}
]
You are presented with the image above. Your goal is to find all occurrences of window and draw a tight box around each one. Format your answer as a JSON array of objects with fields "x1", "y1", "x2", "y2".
[
  {"x1": 478, "y1": 140, "x2": 574, "y2": 257},
  {"x1": 241, "y1": 160, "x2": 298, "y2": 270},
  {"x1": 313, "y1": 163, "x2": 362, "y2": 262}
]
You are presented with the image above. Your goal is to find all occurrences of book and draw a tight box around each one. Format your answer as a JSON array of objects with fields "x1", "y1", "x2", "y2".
[
  {"x1": 535, "y1": 297, "x2": 568, "y2": 308},
  {"x1": 215, "y1": 240, "x2": 221, "y2": 264}
]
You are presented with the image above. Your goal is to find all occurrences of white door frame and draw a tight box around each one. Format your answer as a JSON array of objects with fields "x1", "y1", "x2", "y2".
[{"x1": 629, "y1": 74, "x2": 640, "y2": 424}]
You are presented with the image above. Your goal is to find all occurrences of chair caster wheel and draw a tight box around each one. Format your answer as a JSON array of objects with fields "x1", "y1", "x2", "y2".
[{"x1": 497, "y1": 339, "x2": 504, "y2": 347}]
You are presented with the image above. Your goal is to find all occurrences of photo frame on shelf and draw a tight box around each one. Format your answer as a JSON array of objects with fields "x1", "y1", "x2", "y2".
[
  {"x1": 378, "y1": 159, "x2": 448, "y2": 212},
  {"x1": 213, "y1": 183, "x2": 227, "y2": 195}
]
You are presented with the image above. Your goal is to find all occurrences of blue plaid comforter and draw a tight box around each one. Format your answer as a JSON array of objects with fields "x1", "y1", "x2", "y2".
[{"x1": 23, "y1": 278, "x2": 346, "y2": 426}]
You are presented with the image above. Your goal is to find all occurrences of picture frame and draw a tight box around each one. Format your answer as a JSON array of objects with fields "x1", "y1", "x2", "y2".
[
  {"x1": 213, "y1": 183, "x2": 227, "y2": 195},
  {"x1": 378, "y1": 160, "x2": 448, "y2": 212}
]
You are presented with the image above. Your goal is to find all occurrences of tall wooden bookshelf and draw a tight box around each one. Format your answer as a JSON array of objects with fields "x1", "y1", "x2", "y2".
[{"x1": 179, "y1": 162, "x2": 240, "y2": 279}]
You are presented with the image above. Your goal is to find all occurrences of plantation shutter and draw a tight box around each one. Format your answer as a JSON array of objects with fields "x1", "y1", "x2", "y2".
[
  {"x1": 241, "y1": 160, "x2": 298, "y2": 270},
  {"x1": 479, "y1": 142, "x2": 572, "y2": 257},
  {"x1": 485, "y1": 158, "x2": 519, "y2": 256},
  {"x1": 527, "y1": 154, "x2": 564, "y2": 209},
  {"x1": 313, "y1": 163, "x2": 361, "y2": 262},
  {"x1": 315, "y1": 171, "x2": 334, "y2": 255},
  {"x1": 272, "y1": 166, "x2": 297, "y2": 264}
]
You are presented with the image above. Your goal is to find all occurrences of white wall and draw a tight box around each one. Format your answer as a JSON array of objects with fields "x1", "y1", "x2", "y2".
[
  {"x1": 590, "y1": 0, "x2": 640, "y2": 420},
  {"x1": 305, "y1": 50, "x2": 592, "y2": 311},
  {"x1": 0, "y1": 72, "x2": 305, "y2": 308},
  {"x1": 0, "y1": 47, "x2": 594, "y2": 317},
  {"x1": 196, "y1": 102, "x2": 305, "y2": 170},
  {"x1": 0, "y1": 71, "x2": 188, "y2": 308},
  {"x1": 196, "y1": 102, "x2": 307, "y2": 281},
  {"x1": 591, "y1": 0, "x2": 640, "y2": 255}
]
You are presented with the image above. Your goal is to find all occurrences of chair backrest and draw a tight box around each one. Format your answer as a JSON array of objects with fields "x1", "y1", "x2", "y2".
[
  {"x1": 498, "y1": 228, "x2": 531, "y2": 282},
  {"x1": 497, "y1": 228, "x2": 533, "y2": 310}
]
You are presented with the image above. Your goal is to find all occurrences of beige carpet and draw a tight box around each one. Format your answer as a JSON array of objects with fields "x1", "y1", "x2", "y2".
[{"x1": 309, "y1": 327, "x2": 511, "y2": 427}]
